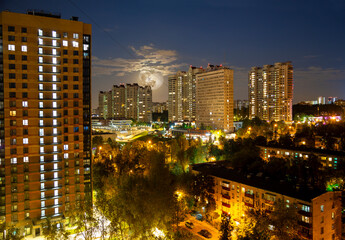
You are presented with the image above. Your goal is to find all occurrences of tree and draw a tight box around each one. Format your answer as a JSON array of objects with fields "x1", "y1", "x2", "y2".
[
  {"x1": 41, "y1": 218, "x2": 69, "y2": 240},
  {"x1": 191, "y1": 174, "x2": 215, "y2": 213},
  {"x1": 219, "y1": 214, "x2": 233, "y2": 240},
  {"x1": 92, "y1": 135, "x2": 103, "y2": 148},
  {"x1": 0, "y1": 223, "x2": 24, "y2": 240}
]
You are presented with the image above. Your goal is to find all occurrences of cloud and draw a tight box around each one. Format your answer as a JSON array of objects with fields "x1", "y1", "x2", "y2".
[
  {"x1": 295, "y1": 66, "x2": 345, "y2": 82},
  {"x1": 92, "y1": 44, "x2": 184, "y2": 77}
]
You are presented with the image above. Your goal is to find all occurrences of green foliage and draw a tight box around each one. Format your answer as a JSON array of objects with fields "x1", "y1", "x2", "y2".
[
  {"x1": 41, "y1": 218, "x2": 69, "y2": 240},
  {"x1": 92, "y1": 135, "x2": 103, "y2": 148},
  {"x1": 0, "y1": 223, "x2": 24, "y2": 240},
  {"x1": 219, "y1": 214, "x2": 233, "y2": 240}
]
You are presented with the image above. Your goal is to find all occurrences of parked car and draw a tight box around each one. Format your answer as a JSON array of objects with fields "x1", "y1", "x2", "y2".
[
  {"x1": 198, "y1": 229, "x2": 212, "y2": 238},
  {"x1": 185, "y1": 221, "x2": 194, "y2": 229}
]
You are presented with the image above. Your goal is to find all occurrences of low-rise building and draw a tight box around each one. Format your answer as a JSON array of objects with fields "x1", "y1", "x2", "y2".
[{"x1": 192, "y1": 162, "x2": 342, "y2": 240}]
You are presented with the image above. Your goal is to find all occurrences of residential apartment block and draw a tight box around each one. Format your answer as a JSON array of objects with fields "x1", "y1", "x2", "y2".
[
  {"x1": 192, "y1": 163, "x2": 342, "y2": 240},
  {"x1": 196, "y1": 65, "x2": 234, "y2": 132},
  {"x1": 168, "y1": 66, "x2": 204, "y2": 122},
  {"x1": 249, "y1": 62, "x2": 293, "y2": 122},
  {"x1": 0, "y1": 10, "x2": 92, "y2": 237},
  {"x1": 98, "y1": 83, "x2": 152, "y2": 122}
]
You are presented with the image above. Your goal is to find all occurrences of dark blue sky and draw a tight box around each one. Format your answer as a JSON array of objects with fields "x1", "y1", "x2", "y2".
[{"x1": 2, "y1": 0, "x2": 345, "y2": 108}]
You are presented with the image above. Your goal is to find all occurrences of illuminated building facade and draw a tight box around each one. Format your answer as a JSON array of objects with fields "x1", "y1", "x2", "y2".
[
  {"x1": 249, "y1": 62, "x2": 293, "y2": 122},
  {"x1": 192, "y1": 163, "x2": 342, "y2": 240},
  {"x1": 99, "y1": 83, "x2": 152, "y2": 122},
  {"x1": 196, "y1": 65, "x2": 234, "y2": 132},
  {"x1": 0, "y1": 10, "x2": 92, "y2": 237},
  {"x1": 168, "y1": 66, "x2": 205, "y2": 122}
]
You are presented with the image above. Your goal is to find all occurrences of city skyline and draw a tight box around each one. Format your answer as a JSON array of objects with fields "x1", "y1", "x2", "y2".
[{"x1": 2, "y1": 0, "x2": 345, "y2": 109}]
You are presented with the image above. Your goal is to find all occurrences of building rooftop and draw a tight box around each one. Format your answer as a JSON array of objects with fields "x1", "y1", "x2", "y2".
[{"x1": 192, "y1": 162, "x2": 326, "y2": 202}]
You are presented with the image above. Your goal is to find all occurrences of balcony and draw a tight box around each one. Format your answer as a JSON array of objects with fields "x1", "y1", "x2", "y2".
[
  {"x1": 297, "y1": 230, "x2": 312, "y2": 239},
  {"x1": 40, "y1": 185, "x2": 62, "y2": 191},
  {"x1": 39, "y1": 114, "x2": 62, "y2": 118},
  {"x1": 39, "y1": 61, "x2": 61, "y2": 65},
  {"x1": 298, "y1": 210, "x2": 312, "y2": 217},
  {"x1": 39, "y1": 34, "x2": 61, "y2": 39},
  {"x1": 264, "y1": 199, "x2": 274, "y2": 205},
  {"x1": 39, "y1": 44, "x2": 61, "y2": 48},
  {"x1": 38, "y1": 52, "x2": 61, "y2": 57},
  {"x1": 41, "y1": 71, "x2": 61, "y2": 74},
  {"x1": 40, "y1": 177, "x2": 62, "y2": 182},
  {"x1": 298, "y1": 221, "x2": 312, "y2": 229},
  {"x1": 222, "y1": 194, "x2": 230, "y2": 200},
  {"x1": 39, "y1": 87, "x2": 62, "y2": 91},
  {"x1": 40, "y1": 79, "x2": 61, "y2": 83},
  {"x1": 40, "y1": 97, "x2": 62, "y2": 100},
  {"x1": 41, "y1": 194, "x2": 62, "y2": 200},
  {"x1": 222, "y1": 186, "x2": 230, "y2": 191},
  {"x1": 244, "y1": 202, "x2": 254, "y2": 208},
  {"x1": 39, "y1": 124, "x2": 62, "y2": 127},
  {"x1": 222, "y1": 202, "x2": 230, "y2": 208},
  {"x1": 245, "y1": 192, "x2": 254, "y2": 198}
]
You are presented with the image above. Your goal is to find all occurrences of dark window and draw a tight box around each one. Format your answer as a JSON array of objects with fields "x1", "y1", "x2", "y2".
[
  {"x1": 63, "y1": 58, "x2": 68, "y2": 63},
  {"x1": 73, "y1": 93, "x2": 79, "y2": 98},
  {"x1": 21, "y1": 37, "x2": 27, "y2": 42},
  {"x1": 23, "y1": 148, "x2": 28, "y2": 154},
  {"x1": 73, "y1": 76, "x2": 79, "y2": 81},
  {"x1": 64, "y1": 101, "x2": 68, "y2": 107},
  {"x1": 10, "y1": 101, "x2": 16, "y2": 107},
  {"x1": 73, "y1": 110, "x2": 79, "y2": 115},
  {"x1": 63, "y1": 67, "x2": 68, "y2": 72},
  {"x1": 64, "y1": 136, "x2": 68, "y2": 141},
  {"x1": 22, "y1": 92, "x2": 28, "y2": 98},
  {"x1": 9, "y1": 92, "x2": 16, "y2": 98},
  {"x1": 73, "y1": 51, "x2": 78, "y2": 56},
  {"x1": 22, "y1": 83, "x2": 28, "y2": 88},
  {"x1": 73, "y1": 101, "x2": 79, "y2": 107},
  {"x1": 9, "y1": 54, "x2": 15, "y2": 60},
  {"x1": 9, "y1": 83, "x2": 16, "y2": 88},
  {"x1": 74, "y1": 127, "x2": 79, "y2": 132},
  {"x1": 74, "y1": 118, "x2": 79, "y2": 124},
  {"x1": 63, "y1": 84, "x2": 68, "y2": 90},
  {"x1": 23, "y1": 129, "x2": 28, "y2": 135},
  {"x1": 22, "y1": 74, "x2": 27, "y2": 79},
  {"x1": 8, "y1": 26, "x2": 15, "y2": 32},
  {"x1": 22, "y1": 55, "x2": 27, "y2": 61},
  {"x1": 63, "y1": 76, "x2": 68, "y2": 81},
  {"x1": 10, "y1": 120, "x2": 17, "y2": 126},
  {"x1": 63, "y1": 32, "x2": 68, "y2": 38},
  {"x1": 64, "y1": 127, "x2": 68, "y2": 133},
  {"x1": 10, "y1": 129, "x2": 17, "y2": 136},
  {"x1": 74, "y1": 144, "x2": 79, "y2": 149},
  {"x1": 63, "y1": 50, "x2": 68, "y2": 55},
  {"x1": 22, "y1": 65, "x2": 27, "y2": 70},
  {"x1": 23, "y1": 110, "x2": 28, "y2": 116},
  {"x1": 10, "y1": 148, "x2": 17, "y2": 154},
  {"x1": 63, "y1": 93, "x2": 68, "y2": 98},
  {"x1": 73, "y1": 68, "x2": 79, "y2": 73},
  {"x1": 9, "y1": 73, "x2": 15, "y2": 79},
  {"x1": 21, "y1": 27, "x2": 27, "y2": 33},
  {"x1": 74, "y1": 135, "x2": 79, "y2": 141},
  {"x1": 8, "y1": 36, "x2": 15, "y2": 41},
  {"x1": 73, "y1": 85, "x2": 79, "y2": 90},
  {"x1": 9, "y1": 64, "x2": 15, "y2": 70},
  {"x1": 64, "y1": 118, "x2": 68, "y2": 124},
  {"x1": 64, "y1": 110, "x2": 68, "y2": 115},
  {"x1": 73, "y1": 59, "x2": 79, "y2": 64}
]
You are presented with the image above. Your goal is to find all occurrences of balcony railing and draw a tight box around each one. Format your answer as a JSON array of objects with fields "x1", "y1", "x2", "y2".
[
  {"x1": 244, "y1": 202, "x2": 254, "y2": 208},
  {"x1": 222, "y1": 186, "x2": 230, "y2": 191},
  {"x1": 222, "y1": 202, "x2": 230, "y2": 208},
  {"x1": 298, "y1": 210, "x2": 312, "y2": 217},
  {"x1": 222, "y1": 194, "x2": 230, "y2": 200},
  {"x1": 245, "y1": 192, "x2": 254, "y2": 198}
]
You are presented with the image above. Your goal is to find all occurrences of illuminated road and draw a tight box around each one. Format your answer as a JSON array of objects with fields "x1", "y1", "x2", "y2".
[{"x1": 180, "y1": 216, "x2": 220, "y2": 240}]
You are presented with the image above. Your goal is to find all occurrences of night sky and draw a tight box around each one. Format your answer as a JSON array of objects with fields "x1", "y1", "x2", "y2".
[{"x1": 2, "y1": 0, "x2": 345, "y2": 108}]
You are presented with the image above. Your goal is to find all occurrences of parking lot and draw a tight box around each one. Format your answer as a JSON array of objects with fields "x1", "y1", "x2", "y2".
[{"x1": 179, "y1": 216, "x2": 219, "y2": 240}]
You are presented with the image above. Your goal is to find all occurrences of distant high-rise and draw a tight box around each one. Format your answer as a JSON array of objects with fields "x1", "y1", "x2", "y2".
[
  {"x1": 168, "y1": 66, "x2": 205, "y2": 122},
  {"x1": 196, "y1": 65, "x2": 234, "y2": 132},
  {"x1": 0, "y1": 10, "x2": 92, "y2": 236},
  {"x1": 98, "y1": 83, "x2": 152, "y2": 122},
  {"x1": 249, "y1": 62, "x2": 293, "y2": 122}
]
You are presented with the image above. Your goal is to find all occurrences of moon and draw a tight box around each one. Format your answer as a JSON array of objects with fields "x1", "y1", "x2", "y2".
[{"x1": 138, "y1": 71, "x2": 163, "y2": 90}]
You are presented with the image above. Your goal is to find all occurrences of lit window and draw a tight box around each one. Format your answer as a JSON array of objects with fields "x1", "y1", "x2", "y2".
[
  {"x1": 40, "y1": 156, "x2": 44, "y2": 162},
  {"x1": 39, "y1": 84, "x2": 43, "y2": 90},
  {"x1": 321, "y1": 205, "x2": 324, "y2": 212},
  {"x1": 8, "y1": 45, "x2": 15, "y2": 51},
  {"x1": 64, "y1": 144, "x2": 68, "y2": 150},
  {"x1": 55, "y1": 208, "x2": 59, "y2": 214},
  {"x1": 53, "y1": 137, "x2": 57, "y2": 143},
  {"x1": 39, "y1": 102, "x2": 43, "y2": 108},
  {"x1": 21, "y1": 45, "x2": 27, "y2": 52},
  {"x1": 53, "y1": 102, "x2": 57, "y2": 108},
  {"x1": 53, "y1": 119, "x2": 57, "y2": 126},
  {"x1": 40, "y1": 138, "x2": 44, "y2": 144},
  {"x1": 23, "y1": 157, "x2": 29, "y2": 163},
  {"x1": 54, "y1": 155, "x2": 58, "y2": 160},
  {"x1": 11, "y1": 158, "x2": 17, "y2": 164},
  {"x1": 72, "y1": 41, "x2": 79, "y2": 47},
  {"x1": 52, "y1": 84, "x2": 57, "y2": 90},
  {"x1": 54, "y1": 181, "x2": 58, "y2": 187},
  {"x1": 41, "y1": 210, "x2": 45, "y2": 217},
  {"x1": 23, "y1": 120, "x2": 28, "y2": 126},
  {"x1": 39, "y1": 38, "x2": 43, "y2": 45},
  {"x1": 63, "y1": 40, "x2": 68, "y2": 47},
  {"x1": 52, "y1": 40, "x2": 57, "y2": 46},
  {"x1": 53, "y1": 146, "x2": 57, "y2": 152},
  {"x1": 10, "y1": 111, "x2": 16, "y2": 116},
  {"x1": 332, "y1": 212, "x2": 335, "y2": 219},
  {"x1": 64, "y1": 153, "x2": 68, "y2": 159},
  {"x1": 54, "y1": 172, "x2": 58, "y2": 179},
  {"x1": 54, "y1": 190, "x2": 58, "y2": 196},
  {"x1": 83, "y1": 44, "x2": 89, "y2": 51},
  {"x1": 39, "y1": 129, "x2": 45, "y2": 136},
  {"x1": 52, "y1": 49, "x2": 57, "y2": 55},
  {"x1": 23, "y1": 138, "x2": 28, "y2": 144},
  {"x1": 52, "y1": 93, "x2": 57, "y2": 99},
  {"x1": 52, "y1": 58, "x2": 57, "y2": 64},
  {"x1": 52, "y1": 66, "x2": 57, "y2": 73},
  {"x1": 40, "y1": 165, "x2": 44, "y2": 171},
  {"x1": 54, "y1": 163, "x2": 58, "y2": 170},
  {"x1": 39, "y1": 111, "x2": 44, "y2": 117},
  {"x1": 38, "y1": 29, "x2": 43, "y2": 36},
  {"x1": 39, "y1": 56, "x2": 43, "y2": 63},
  {"x1": 41, "y1": 174, "x2": 44, "y2": 180},
  {"x1": 41, "y1": 201, "x2": 45, "y2": 207},
  {"x1": 40, "y1": 147, "x2": 44, "y2": 153},
  {"x1": 52, "y1": 31, "x2": 57, "y2": 38},
  {"x1": 39, "y1": 93, "x2": 43, "y2": 99},
  {"x1": 52, "y1": 75, "x2": 57, "y2": 81},
  {"x1": 39, "y1": 75, "x2": 43, "y2": 81},
  {"x1": 41, "y1": 192, "x2": 45, "y2": 198},
  {"x1": 73, "y1": 33, "x2": 79, "y2": 39},
  {"x1": 40, "y1": 120, "x2": 44, "y2": 126},
  {"x1": 39, "y1": 66, "x2": 43, "y2": 72},
  {"x1": 54, "y1": 198, "x2": 58, "y2": 204},
  {"x1": 53, "y1": 111, "x2": 57, "y2": 117},
  {"x1": 53, "y1": 128, "x2": 57, "y2": 134},
  {"x1": 38, "y1": 48, "x2": 43, "y2": 54}
]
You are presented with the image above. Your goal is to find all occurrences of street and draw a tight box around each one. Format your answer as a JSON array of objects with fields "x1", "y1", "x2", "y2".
[{"x1": 180, "y1": 216, "x2": 220, "y2": 240}]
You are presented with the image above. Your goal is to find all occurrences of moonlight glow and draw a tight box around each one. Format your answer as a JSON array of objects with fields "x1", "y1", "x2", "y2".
[{"x1": 138, "y1": 71, "x2": 164, "y2": 90}]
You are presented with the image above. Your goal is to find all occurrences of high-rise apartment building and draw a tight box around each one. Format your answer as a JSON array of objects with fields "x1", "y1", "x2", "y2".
[
  {"x1": 249, "y1": 62, "x2": 293, "y2": 122},
  {"x1": 196, "y1": 65, "x2": 234, "y2": 132},
  {"x1": 168, "y1": 66, "x2": 204, "y2": 122},
  {"x1": 0, "y1": 10, "x2": 92, "y2": 237},
  {"x1": 98, "y1": 83, "x2": 152, "y2": 122}
]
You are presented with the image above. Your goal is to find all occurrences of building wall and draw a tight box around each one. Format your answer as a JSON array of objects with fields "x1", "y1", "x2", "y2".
[
  {"x1": 249, "y1": 62, "x2": 293, "y2": 122},
  {"x1": 0, "y1": 10, "x2": 92, "y2": 236},
  {"x1": 196, "y1": 65, "x2": 233, "y2": 132}
]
